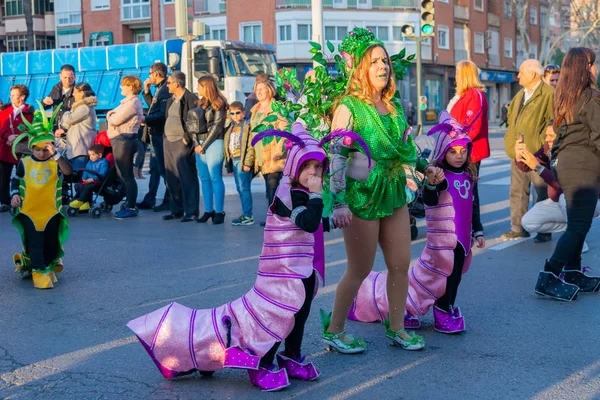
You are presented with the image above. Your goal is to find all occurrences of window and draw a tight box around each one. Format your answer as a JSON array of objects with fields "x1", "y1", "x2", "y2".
[
  {"x1": 504, "y1": 38, "x2": 513, "y2": 58},
  {"x1": 530, "y1": 6, "x2": 537, "y2": 25},
  {"x1": 474, "y1": 32, "x2": 484, "y2": 54},
  {"x1": 366, "y1": 26, "x2": 389, "y2": 42},
  {"x1": 5, "y1": 0, "x2": 23, "y2": 16},
  {"x1": 392, "y1": 26, "x2": 407, "y2": 42},
  {"x1": 324, "y1": 26, "x2": 347, "y2": 41},
  {"x1": 58, "y1": 33, "x2": 84, "y2": 48},
  {"x1": 540, "y1": 7, "x2": 548, "y2": 29},
  {"x1": 241, "y1": 22, "x2": 262, "y2": 43},
  {"x1": 34, "y1": 0, "x2": 53, "y2": 14},
  {"x1": 213, "y1": 28, "x2": 226, "y2": 40},
  {"x1": 165, "y1": 28, "x2": 177, "y2": 39},
  {"x1": 134, "y1": 28, "x2": 151, "y2": 43},
  {"x1": 164, "y1": 0, "x2": 174, "y2": 3},
  {"x1": 504, "y1": 0, "x2": 511, "y2": 18},
  {"x1": 57, "y1": 12, "x2": 82, "y2": 26},
  {"x1": 6, "y1": 35, "x2": 27, "y2": 52},
  {"x1": 278, "y1": 25, "x2": 292, "y2": 42},
  {"x1": 92, "y1": 34, "x2": 111, "y2": 46},
  {"x1": 474, "y1": 0, "x2": 483, "y2": 12},
  {"x1": 437, "y1": 25, "x2": 449, "y2": 49},
  {"x1": 122, "y1": 0, "x2": 150, "y2": 20},
  {"x1": 529, "y1": 43, "x2": 537, "y2": 59},
  {"x1": 35, "y1": 35, "x2": 55, "y2": 50},
  {"x1": 298, "y1": 24, "x2": 312, "y2": 41},
  {"x1": 91, "y1": 0, "x2": 110, "y2": 11}
]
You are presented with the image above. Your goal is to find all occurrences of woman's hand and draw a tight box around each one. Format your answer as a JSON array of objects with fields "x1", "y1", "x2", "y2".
[
  {"x1": 242, "y1": 166, "x2": 251, "y2": 172},
  {"x1": 194, "y1": 145, "x2": 204, "y2": 155},
  {"x1": 476, "y1": 236, "x2": 485, "y2": 248},
  {"x1": 11, "y1": 194, "x2": 21, "y2": 208},
  {"x1": 6, "y1": 134, "x2": 17, "y2": 145},
  {"x1": 54, "y1": 129, "x2": 65, "y2": 138},
  {"x1": 333, "y1": 206, "x2": 352, "y2": 229},
  {"x1": 520, "y1": 149, "x2": 539, "y2": 170},
  {"x1": 425, "y1": 165, "x2": 445, "y2": 185}
]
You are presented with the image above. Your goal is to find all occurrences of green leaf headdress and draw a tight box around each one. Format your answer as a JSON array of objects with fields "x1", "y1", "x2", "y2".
[
  {"x1": 11, "y1": 101, "x2": 62, "y2": 158},
  {"x1": 338, "y1": 27, "x2": 383, "y2": 79}
]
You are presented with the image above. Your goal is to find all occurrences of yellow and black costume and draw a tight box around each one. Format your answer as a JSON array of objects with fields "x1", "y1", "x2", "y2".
[{"x1": 10, "y1": 102, "x2": 71, "y2": 289}]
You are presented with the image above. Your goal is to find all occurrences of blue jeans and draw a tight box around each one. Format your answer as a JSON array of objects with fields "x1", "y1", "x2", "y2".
[
  {"x1": 232, "y1": 159, "x2": 253, "y2": 217},
  {"x1": 196, "y1": 139, "x2": 225, "y2": 213}
]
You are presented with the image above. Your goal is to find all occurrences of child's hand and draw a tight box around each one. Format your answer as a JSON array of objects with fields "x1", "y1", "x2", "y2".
[
  {"x1": 11, "y1": 194, "x2": 21, "y2": 208},
  {"x1": 476, "y1": 236, "x2": 485, "y2": 248},
  {"x1": 307, "y1": 175, "x2": 322, "y2": 193},
  {"x1": 45, "y1": 143, "x2": 57, "y2": 156},
  {"x1": 425, "y1": 166, "x2": 444, "y2": 185}
]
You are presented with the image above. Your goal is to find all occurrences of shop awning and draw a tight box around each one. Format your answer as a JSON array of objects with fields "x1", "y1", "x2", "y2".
[{"x1": 57, "y1": 28, "x2": 81, "y2": 35}]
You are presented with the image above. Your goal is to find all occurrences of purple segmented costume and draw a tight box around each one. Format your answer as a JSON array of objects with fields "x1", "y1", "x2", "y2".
[
  {"x1": 348, "y1": 111, "x2": 476, "y2": 323},
  {"x1": 127, "y1": 123, "x2": 370, "y2": 379}
]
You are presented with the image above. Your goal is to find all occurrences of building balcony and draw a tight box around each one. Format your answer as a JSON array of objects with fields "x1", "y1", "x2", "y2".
[
  {"x1": 56, "y1": 11, "x2": 82, "y2": 27},
  {"x1": 454, "y1": 5, "x2": 469, "y2": 21},
  {"x1": 454, "y1": 49, "x2": 468, "y2": 61},
  {"x1": 488, "y1": 53, "x2": 500, "y2": 67},
  {"x1": 487, "y1": 13, "x2": 500, "y2": 27},
  {"x1": 121, "y1": 0, "x2": 150, "y2": 23},
  {"x1": 276, "y1": 0, "x2": 417, "y2": 9}
]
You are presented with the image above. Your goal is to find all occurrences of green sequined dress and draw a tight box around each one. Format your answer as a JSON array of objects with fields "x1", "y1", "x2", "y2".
[{"x1": 340, "y1": 96, "x2": 417, "y2": 220}]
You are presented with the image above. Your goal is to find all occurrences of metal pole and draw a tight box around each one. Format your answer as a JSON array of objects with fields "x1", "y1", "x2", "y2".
[
  {"x1": 311, "y1": 0, "x2": 323, "y2": 68},
  {"x1": 416, "y1": 37, "x2": 423, "y2": 129},
  {"x1": 160, "y1": 0, "x2": 166, "y2": 41},
  {"x1": 187, "y1": 37, "x2": 193, "y2": 90}
]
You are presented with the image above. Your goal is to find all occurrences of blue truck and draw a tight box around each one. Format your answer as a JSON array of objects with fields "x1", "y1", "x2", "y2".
[{"x1": 0, "y1": 39, "x2": 278, "y2": 114}]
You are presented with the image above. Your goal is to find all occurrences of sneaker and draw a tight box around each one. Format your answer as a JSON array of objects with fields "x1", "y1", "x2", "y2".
[
  {"x1": 79, "y1": 202, "x2": 91, "y2": 212},
  {"x1": 69, "y1": 199, "x2": 83, "y2": 209},
  {"x1": 533, "y1": 232, "x2": 552, "y2": 243},
  {"x1": 115, "y1": 208, "x2": 138, "y2": 220},
  {"x1": 232, "y1": 215, "x2": 255, "y2": 226},
  {"x1": 501, "y1": 229, "x2": 530, "y2": 240},
  {"x1": 0, "y1": 204, "x2": 11, "y2": 213},
  {"x1": 534, "y1": 270, "x2": 579, "y2": 301}
]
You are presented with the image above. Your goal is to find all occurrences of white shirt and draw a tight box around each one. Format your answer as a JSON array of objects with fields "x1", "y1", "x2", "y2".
[
  {"x1": 524, "y1": 80, "x2": 542, "y2": 104},
  {"x1": 12, "y1": 105, "x2": 24, "y2": 119}
]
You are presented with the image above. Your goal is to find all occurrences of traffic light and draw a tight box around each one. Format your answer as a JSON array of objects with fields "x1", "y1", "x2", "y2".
[
  {"x1": 421, "y1": 0, "x2": 435, "y2": 37},
  {"x1": 419, "y1": 96, "x2": 428, "y2": 111},
  {"x1": 401, "y1": 24, "x2": 415, "y2": 38}
]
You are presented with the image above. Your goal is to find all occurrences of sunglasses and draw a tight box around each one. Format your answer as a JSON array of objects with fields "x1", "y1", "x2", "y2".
[
  {"x1": 545, "y1": 64, "x2": 560, "y2": 73},
  {"x1": 229, "y1": 111, "x2": 242, "y2": 115}
]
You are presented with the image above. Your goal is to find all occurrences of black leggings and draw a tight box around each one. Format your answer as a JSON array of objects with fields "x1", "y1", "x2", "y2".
[
  {"x1": 16, "y1": 213, "x2": 61, "y2": 269},
  {"x1": 111, "y1": 135, "x2": 138, "y2": 209},
  {"x1": 436, "y1": 246, "x2": 466, "y2": 312},
  {"x1": 546, "y1": 168, "x2": 599, "y2": 274},
  {"x1": 261, "y1": 273, "x2": 316, "y2": 366},
  {"x1": 0, "y1": 160, "x2": 13, "y2": 205},
  {"x1": 264, "y1": 172, "x2": 283, "y2": 207}
]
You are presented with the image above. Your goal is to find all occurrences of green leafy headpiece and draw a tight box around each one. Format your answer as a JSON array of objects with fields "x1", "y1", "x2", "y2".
[
  {"x1": 338, "y1": 27, "x2": 384, "y2": 69},
  {"x1": 12, "y1": 101, "x2": 62, "y2": 158}
]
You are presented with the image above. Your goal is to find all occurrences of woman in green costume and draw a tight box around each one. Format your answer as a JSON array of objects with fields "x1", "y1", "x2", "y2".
[{"x1": 321, "y1": 28, "x2": 443, "y2": 353}]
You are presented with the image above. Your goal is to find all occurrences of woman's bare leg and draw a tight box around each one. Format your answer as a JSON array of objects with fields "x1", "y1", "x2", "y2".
[
  {"x1": 327, "y1": 217, "x2": 380, "y2": 334},
  {"x1": 378, "y1": 206, "x2": 411, "y2": 333}
]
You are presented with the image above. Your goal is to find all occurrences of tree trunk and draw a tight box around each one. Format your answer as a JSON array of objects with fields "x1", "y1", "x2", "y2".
[{"x1": 23, "y1": 0, "x2": 34, "y2": 50}]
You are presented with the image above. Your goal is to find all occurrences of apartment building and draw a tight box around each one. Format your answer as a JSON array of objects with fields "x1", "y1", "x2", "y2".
[{"x1": 0, "y1": 0, "x2": 56, "y2": 52}]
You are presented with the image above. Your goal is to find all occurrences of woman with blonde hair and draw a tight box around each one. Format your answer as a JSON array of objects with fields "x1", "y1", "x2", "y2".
[
  {"x1": 187, "y1": 74, "x2": 228, "y2": 223},
  {"x1": 322, "y1": 28, "x2": 442, "y2": 353},
  {"x1": 447, "y1": 60, "x2": 488, "y2": 236},
  {"x1": 250, "y1": 74, "x2": 288, "y2": 226},
  {"x1": 106, "y1": 75, "x2": 144, "y2": 219}
]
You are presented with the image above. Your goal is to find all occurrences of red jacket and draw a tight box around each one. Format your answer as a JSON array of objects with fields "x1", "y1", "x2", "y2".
[
  {"x1": 450, "y1": 88, "x2": 490, "y2": 163},
  {"x1": 0, "y1": 104, "x2": 34, "y2": 164}
]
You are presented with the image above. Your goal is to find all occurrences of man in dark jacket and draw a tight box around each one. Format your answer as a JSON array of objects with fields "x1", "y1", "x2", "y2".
[
  {"x1": 161, "y1": 71, "x2": 200, "y2": 222},
  {"x1": 42, "y1": 64, "x2": 76, "y2": 129},
  {"x1": 138, "y1": 62, "x2": 171, "y2": 211}
]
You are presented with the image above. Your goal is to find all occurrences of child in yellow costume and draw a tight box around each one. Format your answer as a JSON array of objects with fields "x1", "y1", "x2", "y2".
[{"x1": 9, "y1": 102, "x2": 72, "y2": 289}]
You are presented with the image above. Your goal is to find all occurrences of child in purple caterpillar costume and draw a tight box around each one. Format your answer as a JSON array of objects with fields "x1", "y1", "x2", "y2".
[
  {"x1": 127, "y1": 122, "x2": 369, "y2": 391},
  {"x1": 348, "y1": 111, "x2": 485, "y2": 334}
]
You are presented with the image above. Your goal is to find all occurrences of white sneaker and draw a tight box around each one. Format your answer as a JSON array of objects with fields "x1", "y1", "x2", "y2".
[{"x1": 582, "y1": 241, "x2": 589, "y2": 253}]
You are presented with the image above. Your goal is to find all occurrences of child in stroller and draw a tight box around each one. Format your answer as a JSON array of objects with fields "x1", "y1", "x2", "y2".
[{"x1": 66, "y1": 131, "x2": 125, "y2": 218}]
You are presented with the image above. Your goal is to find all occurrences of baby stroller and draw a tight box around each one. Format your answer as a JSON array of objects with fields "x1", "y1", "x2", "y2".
[
  {"x1": 66, "y1": 131, "x2": 125, "y2": 219},
  {"x1": 408, "y1": 134, "x2": 435, "y2": 240}
]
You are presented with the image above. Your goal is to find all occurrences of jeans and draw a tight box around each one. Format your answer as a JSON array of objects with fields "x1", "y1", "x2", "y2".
[
  {"x1": 164, "y1": 137, "x2": 199, "y2": 216},
  {"x1": 70, "y1": 156, "x2": 87, "y2": 171},
  {"x1": 196, "y1": 139, "x2": 225, "y2": 213},
  {"x1": 232, "y1": 159, "x2": 253, "y2": 217},
  {"x1": 144, "y1": 135, "x2": 170, "y2": 204},
  {"x1": 509, "y1": 161, "x2": 548, "y2": 232},
  {"x1": 547, "y1": 168, "x2": 600, "y2": 273},
  {"x1": 111, "y1": 135, "x2": 138, "y2": 209},
  {"x1": 134, "y1": 140, "x2": 147, "y2": 169}
]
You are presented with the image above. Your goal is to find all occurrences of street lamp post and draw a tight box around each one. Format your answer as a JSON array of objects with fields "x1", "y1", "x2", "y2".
[{"x1": 311, "y1": 0, "x2": 324, "y2": 68}]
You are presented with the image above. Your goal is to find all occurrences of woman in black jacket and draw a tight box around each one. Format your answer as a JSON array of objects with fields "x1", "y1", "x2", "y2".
[
  {"x1": 534, "y1": 47, "x2": 600, "y2": 300},
  {"x1": 187, "y1": 75, "x2": 228, "y2": 224}
]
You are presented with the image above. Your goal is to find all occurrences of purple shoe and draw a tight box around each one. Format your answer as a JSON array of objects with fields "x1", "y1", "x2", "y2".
[
  {"x1": 404, "y1": 312, "x2": 421, "y2": 329},
  {"x1": 434, "y1": 306, "x2": 465, "y2": 334},
  {"x1": 247, "y1": 365, "x2": 290, "y2": 392},
  {"x1": 276, "y1": 353, "x2": 320, "y2": 381}
]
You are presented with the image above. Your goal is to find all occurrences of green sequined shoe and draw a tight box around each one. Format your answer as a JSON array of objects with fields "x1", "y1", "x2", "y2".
[
  {"x1": 384, "y1": 316, "x2": 425, "y2": 351},
  {"x1": 320, "y1": 309, "x2": 366, "y2": 354}
]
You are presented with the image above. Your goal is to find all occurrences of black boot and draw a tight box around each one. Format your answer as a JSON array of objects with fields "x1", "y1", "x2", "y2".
[
  {"x1": 197, "y1": 210, "x2": 215, "y2": 223},
  {"x1": 561, "y1": 269, "x2": 600, "y2": 293},
  {"x1": 534, "y1": 271, "x2": 580, "y2": 301},
  {"x1": 213, "y1": 212, "x2": 225, "y2": 225}
]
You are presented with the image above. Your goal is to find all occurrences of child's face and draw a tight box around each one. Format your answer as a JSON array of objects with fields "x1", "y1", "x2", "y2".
[
  {"x1": 88, "y1": 151, "x2": 102, "y2": 162},
  {"x1": 229, "y1": 108, "x2": 245, "y2": 124},
  {"x1": 298, "y1": 159, "x2": 324, "y2": 188},
  {"x1": 32, "y1": 144, "x2": 52, "y2": 161},
  {"x1": 445, "y1": 145, "x2": 468, "y2": 169}
]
